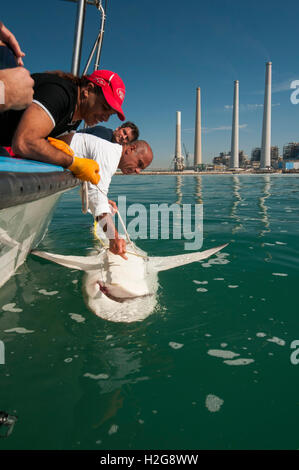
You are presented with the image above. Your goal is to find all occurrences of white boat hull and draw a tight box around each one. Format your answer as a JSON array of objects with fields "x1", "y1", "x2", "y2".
[{"x1": 0, "y1": 192, "x2": 66, "y2": 288}]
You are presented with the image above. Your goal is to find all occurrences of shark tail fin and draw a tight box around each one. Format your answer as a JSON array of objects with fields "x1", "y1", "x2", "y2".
[{"x1": 151, "y1": 244, "x2": 229, "y2": 272}]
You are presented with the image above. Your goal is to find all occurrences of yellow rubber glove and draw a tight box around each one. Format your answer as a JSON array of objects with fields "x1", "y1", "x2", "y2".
[
  {"x1": 48, "y1": 137, "x2": 74, "y2": 157},
  {"x1": 48, "y1": 137, "x2": 100, "y2": 185},
  {"x1": 67, "y1": 156, "x2": 100, "y2": 185}
]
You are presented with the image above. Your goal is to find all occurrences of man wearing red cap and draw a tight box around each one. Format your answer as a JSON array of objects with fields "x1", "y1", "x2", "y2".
[{"x1": 0, "y1": 69, "x2": 126, "y2": 185}]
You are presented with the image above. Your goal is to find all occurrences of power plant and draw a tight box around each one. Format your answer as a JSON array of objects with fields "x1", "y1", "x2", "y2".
[{"x1": 171, "y1": 61, "x2": 275, "y2": 173}]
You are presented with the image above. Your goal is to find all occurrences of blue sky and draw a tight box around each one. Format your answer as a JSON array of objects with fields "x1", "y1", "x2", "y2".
[{"x1": 3, "y1": 0, "x2": 299, "y2": 167}]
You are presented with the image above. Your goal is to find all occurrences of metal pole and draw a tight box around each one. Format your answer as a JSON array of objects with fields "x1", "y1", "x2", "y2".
[{"x1": 71, "y1": 0, "x2": 87, "y2": 75}]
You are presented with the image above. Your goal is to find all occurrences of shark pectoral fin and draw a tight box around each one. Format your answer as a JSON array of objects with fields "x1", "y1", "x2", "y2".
[
  {"x1": 31, "y1": 250, "x2": 103, "y2": 271},
  {"x1": 151, "y1": 244, "x2": 229, "y2": 272}
]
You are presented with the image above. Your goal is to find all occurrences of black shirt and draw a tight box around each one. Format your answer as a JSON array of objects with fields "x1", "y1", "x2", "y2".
[
  {"x1": 78, "y1": 125, "x2": 114, "y2": 142},
  {"x1": 0, "y1": 73, "x2": 81, "y2": 146}
]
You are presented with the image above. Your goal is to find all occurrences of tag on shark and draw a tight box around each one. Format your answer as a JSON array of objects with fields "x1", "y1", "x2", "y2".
[{"x1": 32, "y1": 243, "x2": 228, "y2": 323}]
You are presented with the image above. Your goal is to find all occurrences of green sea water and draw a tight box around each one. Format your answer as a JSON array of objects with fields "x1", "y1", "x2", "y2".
[{"x1": 0, "y1": 174, "x2": 298, "y2": 450}]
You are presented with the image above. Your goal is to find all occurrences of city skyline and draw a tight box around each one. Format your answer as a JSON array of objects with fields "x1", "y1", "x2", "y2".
[{"x1": 3, "y1": 0, "x2": 299, "y2": 167}]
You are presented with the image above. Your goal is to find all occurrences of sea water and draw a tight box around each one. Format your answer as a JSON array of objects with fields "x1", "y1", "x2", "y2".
[{"x1": 0, "y1": 174, "x2": 298, "y2": 450}]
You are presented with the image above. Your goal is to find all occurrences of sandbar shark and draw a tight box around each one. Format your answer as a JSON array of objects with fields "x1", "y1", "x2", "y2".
[{"x1": 32, "y1": 243, "x2": 228, "y2": 323}]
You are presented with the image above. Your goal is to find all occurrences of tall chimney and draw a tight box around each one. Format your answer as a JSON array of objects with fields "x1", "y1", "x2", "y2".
[
  {"x1": 174, "y1": 111, "x2": 184, "y2": 171},
  {"x1": 175, "y1": 111, "x2": 182, "y2": 159},
  {"x1": 194, "y1": 87, "x2": 202, "y2": 168},
  {"x1": 260, "y1": 62, "x2": 272, "y2": 169},
  {"x1": 230, "y1": 80, "x2": 239, "y2": 169}
]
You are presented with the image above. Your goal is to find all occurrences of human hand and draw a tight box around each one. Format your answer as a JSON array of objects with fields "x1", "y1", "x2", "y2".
[
  {"x1": 0, "y1": 67, "x2": 34, "y2": 111},
  {"x1": 0, "y1": 21, "x2": 25, "y2": 66},
  {"x1": 109, "y1": 238, "x2": 128, "y2": 260},
  {"x1": 108, "y1": 199, "x2": 118, "y2": 215},
  {"x1": 67, "y1": 156, "x2": 100, "y2": 185},
  {"x1": 48, "y1": 137, "x2": 74, "y2": 157}
]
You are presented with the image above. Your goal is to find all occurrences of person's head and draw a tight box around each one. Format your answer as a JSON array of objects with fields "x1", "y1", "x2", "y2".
[
  {"x1": 112, "y1": 122, "x2": 139, "y2": 144},
  {"x1": 118, "y1": 140, "x2": 153, "y2": 174},
  {"x1": 81, "y1": 70, "x2": 126, "y2": 126},
  {"x1": 48, "y1": 70, "x2": 126, "y2": 127}
]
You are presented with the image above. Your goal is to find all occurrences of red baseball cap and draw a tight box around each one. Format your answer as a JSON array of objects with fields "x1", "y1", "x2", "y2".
[{"x1": 84, "y1": 70, "x2": 126, "y2": 121}]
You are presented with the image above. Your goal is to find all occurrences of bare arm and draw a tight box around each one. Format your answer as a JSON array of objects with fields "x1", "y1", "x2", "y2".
[
  {"x1": 12, "y1": 103, "x2": 73, "y2": 167},
  {"x1": 0, "y1": 67, "x2": 34, "y2": 111},
  {"x1": 96, "y1": 213, "x2": 127, "y2": 260}
]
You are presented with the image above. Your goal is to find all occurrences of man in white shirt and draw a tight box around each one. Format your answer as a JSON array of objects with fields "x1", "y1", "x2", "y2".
[{"x1": 49, "y1": 133, "x2": 153, "y2": 259}]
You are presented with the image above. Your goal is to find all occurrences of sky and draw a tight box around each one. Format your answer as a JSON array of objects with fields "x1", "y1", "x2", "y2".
[{"x1": 2, "y1": 0, "x2": 299, "y2": 167}]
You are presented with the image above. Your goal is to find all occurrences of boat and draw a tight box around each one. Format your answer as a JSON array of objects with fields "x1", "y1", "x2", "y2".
[{"x1": 0, "y1": 0, "x2": 107, "y2": 288}]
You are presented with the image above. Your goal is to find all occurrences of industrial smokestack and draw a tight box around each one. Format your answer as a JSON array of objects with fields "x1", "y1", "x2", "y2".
[
  {"x1": 175, "y1": 111, "x2": 182, "y2": 159},
  {"x1": 194, "y1": 87, "x2": 202, "y2": 168},
  {"x1": 260, "y1": 62, "x2": 272, "y2": 169},
  {"x1": 230, "y1": 80, "x2": 239, "y2": 169},
  {"x1": 174, "y1": 111, "x2": 184, "y2": 171}
]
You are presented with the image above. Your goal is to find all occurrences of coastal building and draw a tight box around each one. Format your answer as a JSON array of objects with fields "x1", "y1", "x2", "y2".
[
  {"x1": 251, "y1": 146, "x2": 280, "y2": 166},
  {"x1": 283, "y1": 142, "x2": 299, "y2": 160}
]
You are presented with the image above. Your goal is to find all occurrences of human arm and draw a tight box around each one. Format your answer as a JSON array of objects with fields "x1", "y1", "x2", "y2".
[
  {"x1": 12, "y1": 103, "x2": 74, "y2": 166},
  {"x1": 96, "y1": 213, "x2": 127, "y2": 260},
  {"x1": 0, "y1": 67, "x2": 34, "y2": 111},
  {"x1": 0, "y1": 21, "x2": 25, "y2": 66}
]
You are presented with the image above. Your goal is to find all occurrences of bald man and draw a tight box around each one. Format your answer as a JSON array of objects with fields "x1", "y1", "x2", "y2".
[{"x1": 50, "y1": 133, "x2": 153, "y2": 259}]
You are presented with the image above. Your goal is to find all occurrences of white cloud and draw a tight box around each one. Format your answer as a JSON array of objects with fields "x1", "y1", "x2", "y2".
[
  {"x1": 224, "y1": 103, "x2": 280, "y2": 111},
  {"x1": 203, "y1": 124, "x2": 248, "y2": 134}
]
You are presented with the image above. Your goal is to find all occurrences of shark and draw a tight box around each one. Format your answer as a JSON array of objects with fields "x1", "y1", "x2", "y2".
[{"x1": 32, "y1": 243, "x2": 228, "y2": 323}]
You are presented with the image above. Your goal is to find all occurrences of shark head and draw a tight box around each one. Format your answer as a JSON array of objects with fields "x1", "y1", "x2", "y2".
[{"x1": 32, "y1": 243, "x2": 228, "y2": 323}]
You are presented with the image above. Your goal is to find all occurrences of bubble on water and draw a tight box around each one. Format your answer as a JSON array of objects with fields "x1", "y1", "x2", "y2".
[
  {"x1": 4, "y1": 327, "x2": 34, "y2": 334},
  {"x1": 205, "y1": 394, "x2": 224, "y2": 413},
  {"x1": 223, "y1": 358, "x2": 255, "y2": 366},
  {"x1": 169, "y1": 342, "x2": 184, "y2": 350},
  {"x1": 84, "y1": 373, "x2": 109, "y2": 380},
  {"x1": 228, "y1": 285, "x2": 239, "y2": 289},
  {"x1": 208, "y1": 349, "x2": 239, "y2": 359},
  {"x1": 272, "y1": 273, "x2": 288, "y2": 277},
  {"x1": 214, "y1": 278, "x2": 224, "y2": 281},
  {"x1": 72, "y1": 280, "x2": 78, "y2": 284},
  {"x1": 108, "y1": 425, "x2": 118, "y2": 435},
  {"x1": 2, "y1": 303, "x2": 23, "y2": 313},
  {"x1": 38, "y1": 289, "x2": 59, "y2": 296},
  {"x1": 196, "y1": 288, "x2": 208, "y2": 293},
  {"x1": 64, "y1": 358, "x2": 73, "y2": 363},
  {"x1": 256, "y1": 332, "x2": 267, "y2": 338},
  {"x1": 69, "y1": 313, "x2": 85, "y2": 323},
  {"x1": 275, "y1": 241, "x2": 287, "y2": 245},
  {"x1": 193, "y1": 280, "x2": 208, "y2": 285},
  {"x1": 220, "y1": 343, "x2": 228, "y2": 348},
  {"x1": 267, "y1": 336, "x2": 285, "y2": 347}
]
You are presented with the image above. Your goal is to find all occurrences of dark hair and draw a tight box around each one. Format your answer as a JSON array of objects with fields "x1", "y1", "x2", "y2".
[
  {"x1": 44, "y1": 71, "x2": 103, "y2": 96},
  {"x1": 120, "y1": 121, "x2": 139, "y2": 141}
]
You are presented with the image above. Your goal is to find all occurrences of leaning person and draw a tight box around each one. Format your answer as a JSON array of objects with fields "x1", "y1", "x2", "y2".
[
  {"x1": 49, "y1": 134, "x2": 153, "y2": 259},
  {"x1": 79, "y1": 121, "x2": 139, "y2": 144},
  {"x1": 0, "y1": 70, "x2": 126, "y2": 185}
]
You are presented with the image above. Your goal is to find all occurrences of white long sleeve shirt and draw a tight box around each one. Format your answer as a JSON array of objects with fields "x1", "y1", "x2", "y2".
[{"x1": 70, "y1": 132, "x2": 122, "y2": 217}]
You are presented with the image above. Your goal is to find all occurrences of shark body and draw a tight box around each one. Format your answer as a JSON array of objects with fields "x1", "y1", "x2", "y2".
[{"x1": 32, "y1": 243, "x2": 228, "y2": 323}]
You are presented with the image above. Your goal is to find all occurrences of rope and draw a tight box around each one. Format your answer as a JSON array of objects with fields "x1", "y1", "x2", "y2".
[{"x1": 93, "y1": 212, "x2": 147, "y2": 259}]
